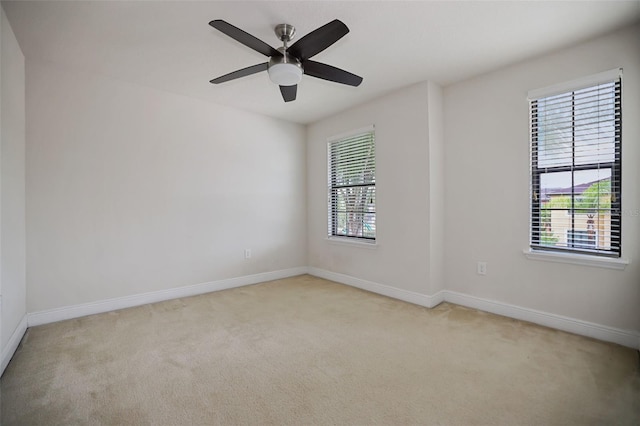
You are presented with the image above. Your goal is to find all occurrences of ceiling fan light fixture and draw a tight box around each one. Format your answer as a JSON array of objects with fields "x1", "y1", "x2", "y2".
[{"x1": 268, "y1": 62, "x2": 303, "y2": 86}]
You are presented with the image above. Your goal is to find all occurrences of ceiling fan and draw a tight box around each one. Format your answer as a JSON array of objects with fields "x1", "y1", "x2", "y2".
[{"x1": 209, "y1": 19, "x2": 363, "y2": 102}]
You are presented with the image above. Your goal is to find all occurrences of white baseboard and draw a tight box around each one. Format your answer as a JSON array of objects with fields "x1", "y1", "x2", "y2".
[
  {"x1": 308, "y1": 268, "x2": 639, "y2": 350},
  {"x1": 308, "y1": 267, "x2": 445, "y2": 308},
  {"x1": 1, "y1": 315, "x2": 28, "y2": 376},
  {"x1": 20, "y1": 266, "x2": 640, "y2": 351},
  {"x1": 27, "y1": 267, "x2": 308, "y2": 327},
  {"x1": 443, "y1": 291, "x2": 640, "y2": 349}
]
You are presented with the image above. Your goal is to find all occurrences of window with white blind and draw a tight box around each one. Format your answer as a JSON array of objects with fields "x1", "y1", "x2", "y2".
[
  {"x1": 529, "y1": 69, "x2": 622, "y2": 257},
  {"x1": 328, "y1": 127, "x2": 376, "y2": 241}
]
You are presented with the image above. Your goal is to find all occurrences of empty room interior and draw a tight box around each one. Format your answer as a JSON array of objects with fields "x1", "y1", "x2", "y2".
[{"x1": 1, "y1": 1, "x2": 639, "y2": 424}]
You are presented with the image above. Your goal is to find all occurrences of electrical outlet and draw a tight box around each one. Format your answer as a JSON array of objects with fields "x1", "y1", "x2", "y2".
[
  {"x1": 477, "y1": 261, "x2": 487, "y2": 275},
  {"x1": 244, "y1": 249, "x2": 251, "y2": 259}
]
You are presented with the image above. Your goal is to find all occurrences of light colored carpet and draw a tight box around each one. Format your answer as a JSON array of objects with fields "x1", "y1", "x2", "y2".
[{"x1": 1, "y1": 275, "x2": 639, "y2": 425}]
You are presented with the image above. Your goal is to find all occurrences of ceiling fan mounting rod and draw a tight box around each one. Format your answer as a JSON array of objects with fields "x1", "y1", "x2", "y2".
[{"x1": 273, "y1": 23, "x2": 299, "y2": 66}]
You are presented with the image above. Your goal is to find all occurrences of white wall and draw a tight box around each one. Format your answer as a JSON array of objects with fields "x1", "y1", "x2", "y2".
[
  {"x1": 444, "y1": 23, "x2": 640, "y2": 332},
  {"x1": 1, "y1": 6, "x2": 27, "y2": 366},
  {"x1": 26, "y1": 60, "x2": 306, "y2": 313},
  {"x1": 307, "y1": 82, "x2": 445, "y2": 298}
]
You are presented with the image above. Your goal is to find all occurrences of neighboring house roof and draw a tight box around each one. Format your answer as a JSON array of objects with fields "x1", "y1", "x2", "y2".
[{"x1": 541, "y1": 177, "x2": 609, "y2": 202}]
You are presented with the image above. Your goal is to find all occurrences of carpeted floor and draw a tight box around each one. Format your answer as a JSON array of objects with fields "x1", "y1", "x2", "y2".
[{"x1": 2, "y1": 275, "x2": 639, "y2": 425}]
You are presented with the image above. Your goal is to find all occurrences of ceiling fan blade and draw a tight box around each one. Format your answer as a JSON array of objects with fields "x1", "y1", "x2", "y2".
[
  {"x1": 209, "y1": 20, "x2": 281, "y2": 58},
  {"x1": 280, "y1": 85, "x2": 297, "y2": 102},
  {"x1": 303, "y1": 60, "x2": 363, "y2": 87},
  {"x1": 287, "y1": 19, "x2": 349, "y2": 60},
  {"x1": 210, "y1": 63, "x2": 268, "y2": 84}
]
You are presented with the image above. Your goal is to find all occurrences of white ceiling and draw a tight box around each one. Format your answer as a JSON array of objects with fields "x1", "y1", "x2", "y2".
[{"x1": 3, "y1": 1, "x2": 639, "y2": 124}]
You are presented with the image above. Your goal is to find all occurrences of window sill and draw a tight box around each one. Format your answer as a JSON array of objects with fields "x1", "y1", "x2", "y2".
[
  {"x1": 327, "y1": 237, "x2": 378, "y2": 249},
  {"x1": 523, "y1": 249, "x2": 629, "y2": 270}
]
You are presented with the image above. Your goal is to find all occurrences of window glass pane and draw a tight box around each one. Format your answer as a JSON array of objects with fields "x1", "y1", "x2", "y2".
[
  {"x1": 573, "y1": 169, "x2": 612, "y2": 213},
  {"x1": 538, "y1": 169, "x2": 612, "y2": 251},
  {"x1": 574, "y1": 83, "x2": 615, "y2": 165},
  {"x1": 536, "y1": 94, "x2": 573, "y2": 168},
  {"x1": 539, "y1": 171, "x2": 571, "y2": 247},
  {"x1": 568, "y1": 230, "x2": 596, "y2": 249}
]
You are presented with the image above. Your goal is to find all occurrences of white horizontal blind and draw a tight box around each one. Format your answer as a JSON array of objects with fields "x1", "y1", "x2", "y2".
[
  {"x1": 328, "y1": 130, "x2": 376, "y2": 240},
  {"x1": 530, "y1": 75, "x2": 621, "y2": 256}
]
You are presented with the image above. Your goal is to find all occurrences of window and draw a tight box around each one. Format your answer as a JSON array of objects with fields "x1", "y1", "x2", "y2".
[
  {"x1": 529, "y1": 69, "x2": 622, "y2": 257},
  {"x1": 328, "y1": 127, "x2": 376, "y2": 241}
]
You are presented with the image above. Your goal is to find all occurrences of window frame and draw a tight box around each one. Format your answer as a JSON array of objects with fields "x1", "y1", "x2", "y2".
[
  {"x1": 327, "y1": 126, "x2": 376, "y2": 243},
  {"x1": 528, "y1": 69, "x2": 622, "y2": 258}
]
